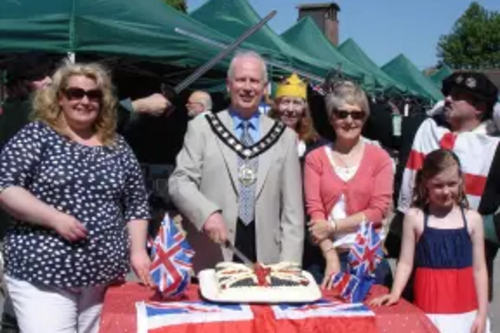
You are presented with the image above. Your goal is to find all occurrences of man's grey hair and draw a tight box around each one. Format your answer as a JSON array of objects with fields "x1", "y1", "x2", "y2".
[
  {"x1": 324, "y1": 81, "x2": 370, "y2": 118},
  {"x1": 227, "y1": 51, "x2": 268, "y2": 83}
]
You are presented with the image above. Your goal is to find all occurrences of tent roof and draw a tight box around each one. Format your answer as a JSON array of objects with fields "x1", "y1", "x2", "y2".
[
  {"x1": 281, "y1": 17, "x2": 376, "y2": 90},
  {"x1": 0, "y1": 0, "x2": 282, "y2": 75},
  {"x1": 338, "y1": 38, "x2": 412, "y2": 94},
  {"x1": 430, "y1": 65, "x2": 454, "y2": 89},
  {"x1": 382, "y1": 54, "x2": 444, "y2": 102},
  {"x1": 190, "y1": 0, "x2": 363, "y2": 82}
]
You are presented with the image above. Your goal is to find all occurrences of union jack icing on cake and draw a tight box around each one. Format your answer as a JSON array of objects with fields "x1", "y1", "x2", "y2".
[{"x1": 215, "y1": 262, "x2": 310, "y2": 290}]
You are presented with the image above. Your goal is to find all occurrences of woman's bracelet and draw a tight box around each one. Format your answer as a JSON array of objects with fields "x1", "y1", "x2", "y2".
[
  {"x1": 323, "y1": 245, "x2": 336, "y2": 256},
  {"x1": 324, "y1": 246, "x2": 336, "y2": 254}
]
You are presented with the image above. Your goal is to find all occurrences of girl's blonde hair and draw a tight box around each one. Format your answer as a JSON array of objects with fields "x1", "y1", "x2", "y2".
[
  {"x1": 413, "y1": 149, "x2": 469, "y2": 209},
  {"x1": 32, "y1": 62, "x2": 117, "y2": 145}
]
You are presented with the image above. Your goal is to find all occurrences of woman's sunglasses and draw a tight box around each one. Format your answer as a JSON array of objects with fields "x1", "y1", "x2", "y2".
[
  {"x1": 333, "y1": 109, "x2": 366, "y2": 120},
  {"x1": 62, "y1": 87, "x2": 103, "y2": 102}
]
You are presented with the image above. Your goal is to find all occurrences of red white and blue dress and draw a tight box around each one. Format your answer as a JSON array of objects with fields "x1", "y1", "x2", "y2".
[{"x1": 414, "y1": 208, "x2": 490, "y2": 333}]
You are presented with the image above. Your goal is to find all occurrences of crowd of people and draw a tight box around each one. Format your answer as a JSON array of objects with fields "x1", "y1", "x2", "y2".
[{"x1": 0, "y1": 50, "x2": 498, "y2": 333}]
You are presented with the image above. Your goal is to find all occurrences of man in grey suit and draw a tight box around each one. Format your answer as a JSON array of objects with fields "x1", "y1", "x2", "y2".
[{"x1": 168, "y1": 51, "x2": 304, "y2": 272}]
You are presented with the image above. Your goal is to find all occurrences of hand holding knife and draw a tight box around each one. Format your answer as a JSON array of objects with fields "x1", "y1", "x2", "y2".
[{"x1": 223, "y1": 240, "x2": 254, "y2": 267}]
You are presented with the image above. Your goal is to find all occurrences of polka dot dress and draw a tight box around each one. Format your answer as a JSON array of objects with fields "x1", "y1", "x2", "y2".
[{"x1": 0, "y1": 121, "x2": 150, "y2": 288}]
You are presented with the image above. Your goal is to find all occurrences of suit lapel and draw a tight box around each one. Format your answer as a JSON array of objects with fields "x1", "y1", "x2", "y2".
[
  {"x1": 256, "y1": 116, "x2": 274, "y2": 198},
  {"x1": 215, "y1": 111, "x2": 239, "y2": 193}
]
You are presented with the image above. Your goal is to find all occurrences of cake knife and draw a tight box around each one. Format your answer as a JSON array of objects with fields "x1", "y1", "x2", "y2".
[{"x1": 223, "y1": 240, "x2": 254, "y2": 267}]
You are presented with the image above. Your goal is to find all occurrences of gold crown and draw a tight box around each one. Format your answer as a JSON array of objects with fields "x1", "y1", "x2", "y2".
[{"x1": 275, "y1": 73, "x2": 307, "y2": 100}]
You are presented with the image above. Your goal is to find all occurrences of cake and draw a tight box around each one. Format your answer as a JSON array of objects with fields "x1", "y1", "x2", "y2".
[
  {"x1": 199, "y1": 262, "x2": 321, "y2": 303},
  {"x1": 215, "y1": 262, "x2": 310, "y2": 290}
]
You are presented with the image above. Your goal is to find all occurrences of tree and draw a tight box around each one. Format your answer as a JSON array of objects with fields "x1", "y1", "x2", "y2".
[
  {"x1": 163, "y1": 0, "x2": 187, "y2": 13},
  {"x1": 437, "y1": 2, "x2": 500, "y2": 69}
]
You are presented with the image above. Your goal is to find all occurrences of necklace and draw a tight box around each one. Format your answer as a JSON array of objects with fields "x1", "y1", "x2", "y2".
[{"x1": 332, "y1": 141, "x2": 362, "y2": 168}]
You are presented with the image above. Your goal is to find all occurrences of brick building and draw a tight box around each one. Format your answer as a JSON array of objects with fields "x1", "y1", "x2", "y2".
[{"x1": 297, "y1": 2, "x2": 340, "y2": 45}]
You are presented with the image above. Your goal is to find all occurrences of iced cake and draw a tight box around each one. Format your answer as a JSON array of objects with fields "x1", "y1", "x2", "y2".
[{"x1": 215, "y1": 262, "x2": 310, "y2": 290}]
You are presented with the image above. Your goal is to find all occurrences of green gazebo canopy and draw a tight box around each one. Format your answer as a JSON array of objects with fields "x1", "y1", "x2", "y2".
[{"x1": 382, "y1": 54, "x2": 444, "y2": 102}]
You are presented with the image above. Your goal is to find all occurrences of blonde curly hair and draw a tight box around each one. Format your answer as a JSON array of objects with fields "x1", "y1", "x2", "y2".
[{"x1": 32, "y1": 62, "x2": 117, "y2": 145}]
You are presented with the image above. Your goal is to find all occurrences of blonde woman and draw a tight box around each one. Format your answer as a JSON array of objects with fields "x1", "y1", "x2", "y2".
[
  {"x1": 0, "y1": 63, "x2": 151, "y2": 333},
  {"x1": 304, "y1": 81, "x2": 393, "y2": 288}
]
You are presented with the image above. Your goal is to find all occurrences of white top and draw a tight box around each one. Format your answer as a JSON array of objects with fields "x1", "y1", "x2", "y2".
[
  {"x1": 324, "y1": 146, "x2": 359, "y2": 248},
  {"x1": 297, "y1": 140, "x2": 306, "y2": 158}
]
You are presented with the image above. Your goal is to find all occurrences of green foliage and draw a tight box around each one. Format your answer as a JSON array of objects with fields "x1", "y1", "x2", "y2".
[
  {"x1": 163, "y1": 0, "x2": 187, "y2": 13},
  {"x1": 437, "y1": 2, "x2": 500, "y2": 69}
]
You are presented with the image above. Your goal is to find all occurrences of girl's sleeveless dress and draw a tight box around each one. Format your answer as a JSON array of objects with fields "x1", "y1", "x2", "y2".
[{"x1": 414, "y1": 208, "x2": 490, "y2": 333}]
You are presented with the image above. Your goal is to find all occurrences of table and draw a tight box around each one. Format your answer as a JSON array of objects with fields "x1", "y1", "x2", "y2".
[{"x1": 99, "y1": 282, "x2": 439, "y2": 333}]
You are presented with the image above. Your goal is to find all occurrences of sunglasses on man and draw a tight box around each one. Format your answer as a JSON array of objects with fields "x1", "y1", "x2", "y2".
[
  {"x1": 333, "y1": 109, "x2": 366, "y2": 120},
  {"x1": 62, "y1": 87, "x2": 103, "y2": 102}
]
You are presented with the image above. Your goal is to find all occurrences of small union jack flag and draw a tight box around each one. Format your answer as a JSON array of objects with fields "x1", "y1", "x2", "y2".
[
  {"x1": 348, "y1": 222, "x2": 384, "y2": 278},
  {"x1": 149, "y1": 213, "x2": 195, "y2": 299},
  {"x1": 310, "y1": 82, "x2": 326, "y2": 96},
  {"x1": 331, "y1": 272, "x2": 374, "y2": 303},
  {"x1": 330, "y1": 222, "x2": 383, "y2": 303}
]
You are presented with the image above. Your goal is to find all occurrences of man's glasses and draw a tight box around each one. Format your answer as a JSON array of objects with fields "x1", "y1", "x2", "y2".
[
  {"x1": 62, "y1": 87, "x2": 103, "y2": 102},
  {"x1": 333, "y1": 109, "x2": 366, "y2": 120}
]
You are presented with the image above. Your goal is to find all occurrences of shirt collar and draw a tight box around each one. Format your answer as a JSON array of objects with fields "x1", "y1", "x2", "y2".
[
  {"x1": 230, "y1": 108, "x2": 260, "y2": 129},
  {"x1": 473, "y1": 121, "x2": 489, "y2": 135},
  {"x1": 194, "y1": 110, "x2": 211, "y2": 118}
]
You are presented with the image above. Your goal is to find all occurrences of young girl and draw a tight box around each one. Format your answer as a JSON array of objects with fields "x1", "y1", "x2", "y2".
[{"x1": 371, "y1": 149, "x2": 489, "y2": 333}]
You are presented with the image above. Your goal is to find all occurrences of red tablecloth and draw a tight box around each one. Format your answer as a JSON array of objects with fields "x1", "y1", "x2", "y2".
[{"x1": 99, "y1": 282, "x2": 439, "y2": 333}]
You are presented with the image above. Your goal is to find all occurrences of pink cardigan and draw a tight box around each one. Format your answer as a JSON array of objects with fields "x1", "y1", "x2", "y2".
[{"x1": 304, "y1": 143, "x2": 393, "y2": 226}]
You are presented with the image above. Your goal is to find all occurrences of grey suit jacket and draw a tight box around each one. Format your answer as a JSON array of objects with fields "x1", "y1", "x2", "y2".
[{"x1": 168, "y1": 110, "x2": 304, "y2": 271}]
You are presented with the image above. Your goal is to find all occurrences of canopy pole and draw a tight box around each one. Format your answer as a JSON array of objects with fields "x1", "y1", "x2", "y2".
[{"x1": 0, "y1": 70, "x2": 5, "y2": 104}]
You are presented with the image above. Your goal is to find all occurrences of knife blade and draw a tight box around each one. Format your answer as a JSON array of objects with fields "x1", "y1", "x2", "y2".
[{"x1": 223, "y1": 240, "x2": 254, "y2": 267}]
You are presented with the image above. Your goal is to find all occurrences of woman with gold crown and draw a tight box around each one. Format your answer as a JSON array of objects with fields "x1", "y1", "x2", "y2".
[
  {"x1": 268, "y1": 73, "x2": 329, "y2": 278},
  {"x1": 268, "y1": 73, "x2": 326, "y2": 159}
]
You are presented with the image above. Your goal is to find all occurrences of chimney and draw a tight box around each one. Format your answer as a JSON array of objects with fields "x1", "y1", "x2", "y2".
[{"x1": 297, "y1": 3, "x2": 340, "y2": 46}]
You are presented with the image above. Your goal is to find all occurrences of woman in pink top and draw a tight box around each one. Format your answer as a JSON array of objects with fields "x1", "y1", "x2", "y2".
[{"x1": 304, "y1": 81, "x2": 394, "y2": 289}]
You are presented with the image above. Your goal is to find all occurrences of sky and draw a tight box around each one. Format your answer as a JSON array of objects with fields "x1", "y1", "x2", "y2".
[{"x1": 187, "y1": 0, "x2": 500, "y2": 70}]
